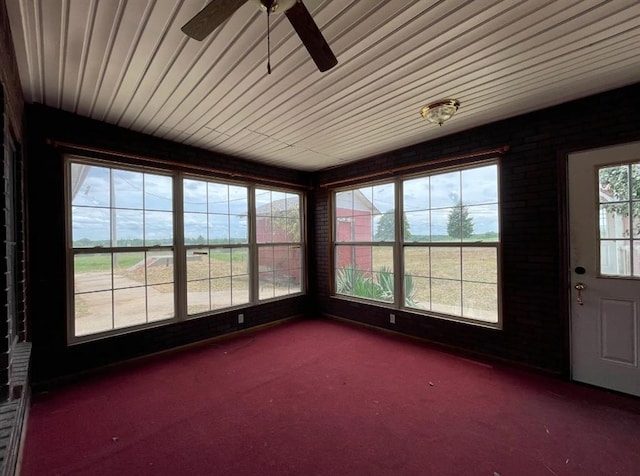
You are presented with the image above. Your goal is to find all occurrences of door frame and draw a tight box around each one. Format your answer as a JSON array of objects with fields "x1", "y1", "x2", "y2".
[{"x1": 559, "y1": 139, "x2": 640, "y2": 385}]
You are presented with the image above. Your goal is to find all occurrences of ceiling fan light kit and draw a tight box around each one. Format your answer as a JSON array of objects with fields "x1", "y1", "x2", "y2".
[
  {"x1": 181, "y1": 0, "x2": 337, "y2": 73},
  {"x1": 421, "y1": 99, "x2": 461, "y2": 126}
]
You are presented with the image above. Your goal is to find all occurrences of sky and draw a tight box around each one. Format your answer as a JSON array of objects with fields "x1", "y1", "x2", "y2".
[
  {"x1": 339, "y1": 164, "x2": 499, "y2": 236},
  {"x1": 71, "y1": 163, "x2": 498, "y2": 244},
  {"x1": 71, "y1": 164, "x2": 299, "y2": 244}
]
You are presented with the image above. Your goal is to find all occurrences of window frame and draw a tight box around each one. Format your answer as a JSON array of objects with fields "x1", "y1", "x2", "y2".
[
  {"x1": 331, "y1": 159, "x2": 502, "y2": 329},
  {"x1": 65, "y1": 155, "x2": 306, "y2": 344}
]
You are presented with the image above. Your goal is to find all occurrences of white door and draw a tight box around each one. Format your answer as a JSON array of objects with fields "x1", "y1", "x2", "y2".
[{"x1": 569, "y1": 141, "x2": 640, "y2": 397}]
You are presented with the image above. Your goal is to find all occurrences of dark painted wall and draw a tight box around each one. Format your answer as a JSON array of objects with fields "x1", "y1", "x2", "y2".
[
  {"x1": 26, "y1": 105, "x2": 313, "y2": 385},
  {"x1": 312, "y1": 82, "x2": 640, "y2": 376},
  {"x1": 1, "y1": 1, "x2": 27, "y2": 399}
]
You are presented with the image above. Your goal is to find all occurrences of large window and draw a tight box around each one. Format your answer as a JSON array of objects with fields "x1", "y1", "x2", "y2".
[
  {"x1": 334, "y1": 183, "x2": 395, "y2": 303},
  {"x1": 68, "y1": 158, "x2": 304, "y2": 342},
  {"x1": 333, "y1": 161, "x2": 500, "y2": 326}
]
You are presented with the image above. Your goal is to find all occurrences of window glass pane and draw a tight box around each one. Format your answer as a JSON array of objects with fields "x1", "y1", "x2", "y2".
[
  {"x1": 372, "y1": 246, "x2": 393, "y2": 273},
  {"x1": 372, "y1": 213, "x2": 390, "y2": 241},
  {"x1": 430, "y1": 171, "x2": 460, "y2": 209},
  {"x1": 633, "y1": 202, "x2": 640, "y2": 239},
  {"x1": 145, "y1": 174, "x2": 173, "y2": 211},
  {"x1": 599, "y1": 204, "x2": 630, "y2": 239},
  {"x1": 256, "y1": 188, "x2": 301, "y2": 245},
  {"x1": 431, "y1": 247, "x2": 460, "y2": 280},
  {"x1": 114, "y1": 287, "x2": 146, "y2": 329},
  {"x1": 355, "y1": 187, "x2": 373, "y2": 216},
  {"x1": 184, "y1": 213, "x2": 208, "y2": 244},
  {"x1": 187, "y1": 280, "x2": 209, "y2": 315},
  {"x1": 74, "y1": 253, "x2": 112, "y2": 293},
  {"x1": 404, "y1": 248, "x2": 429, "y2": 278},
  {"x1": 232, "y1": 276, "x2": 250, "y2": 306},
  {"x1": 405, "y1": 211, "x2": 429, "y2": 242},
  {"x1": 430, "y1": 208, "x2": 452, "y2": 241},
  {"x1": 632, "y1": 164, "x2": 640, "y2": 200},
  {"x1": 600, "y1": 240, "x2": 631, "y2": 276},
  {"x1": 232, "y1": 248, "x2": 249, "y2": 276},
  {"x1": 71, "y1": 164, "x2": 110, "y2": 207},
  {"x1": 210, "y1": 248, "x2": 232, "y2": 278},
  {"x1": 229, "y1": 185, "x2": 248, "y2": 214},
  {"x1": 148, "y1": 283, "x2": 174, "y2": 322},
  {"x1": 208, "y1": 182, "x2": 230, "y2": 214},
  {"x1": 406, "y1": 275, "x2": 428, "y2": 309},
  {"x1": 634, "y1": 242, "x2": 640, "y2": 277},
  {"x1": 74, "y1": 290, "x2": 112, "y2": 337},
  {"x1": 114, "y1": 209, "x2": 143, "y2": 245},
  {"x1": 113, "y1": 169, "x2": 143, "y2": 209},
  {"x1": 211, "y1": 277, "x2": 232, "y2": 309},
  {"x1": 372, "y1": 183, "x2": 394, "y2": 213},
  {"x1": 467, "y1": 204, "x2": 499, "y2": 241},
  {"x1": 145, "y1": 210, "x2": 173, "y2": 245},
  {"x1": 335, "y1": 190, "x2": 354, "y2": 215},
  {"x1": 72, "y1": 206, "x2": 111, "y2": 247},
  {"x1": 183, "y1": 179, "x2": 208, "y2": 213},
  {"x1": 209, "y1": 214, "x2": 230, "y2": 244},
  {"x1": 462, "y1": 248, "x2": 497, "y2": 283},
  {"x1": 145, "y1": 250, "x2": 175, "y2": 285},
  {"x1": 403, "y1": 177, "x2": 429, "y2": 212},
  {"x1": 461, "y1": 165, "x2": 498, "y2": 206},
  {"x1": 431, "y1": 279, "x2": 461, "y2": 315},
  {"x1": 187, "y1": 248, "x2": 209, "y2": 281},
  {"x1": 462, "y1": 282, "x2": 498, "y2": 322},
  {"x1": 113, "y1": 252, "x2": 145, "y2": 289},
  {"x1": 230, "y1": 215, "x2": 249, "y2": 244},
  {"x1": 599, "y1": 165, "x2": 629, "y2": 201}
]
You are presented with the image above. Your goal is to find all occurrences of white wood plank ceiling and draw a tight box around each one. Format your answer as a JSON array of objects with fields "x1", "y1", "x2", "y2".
[{"x1": 6, "y1": 0, "x2": 640, "y2": 171}]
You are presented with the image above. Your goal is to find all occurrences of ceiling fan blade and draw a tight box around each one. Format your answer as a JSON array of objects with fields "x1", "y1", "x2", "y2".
[
  {"x1": 181, "y1": 0, "x2": 248, "y2": 41},
  {"x1": 284, "y1": 1, "x2": 337, "y2": 72}
]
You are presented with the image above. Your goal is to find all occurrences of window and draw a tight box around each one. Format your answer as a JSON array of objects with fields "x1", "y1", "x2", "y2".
[
  {"x1": 68, "y1": 158, "x2": 304, "y2": 342},
  {"x1": 183, "y1": 178, "x2": 250, "y2": 314},
  {"x1": 598, "y1": 162, "x2": 640, "y2": 277},
  {"x1": 334, "y1": 183, "x2": 395, "y2": 303},
  {"x1": 333, "y1": 161, "x2": 500, "y2": 326}
]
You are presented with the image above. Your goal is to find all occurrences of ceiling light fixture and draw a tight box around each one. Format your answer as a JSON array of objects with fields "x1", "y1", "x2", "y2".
[{"x1": 420, "y1": 99, "x2": 460, "y2": 126}]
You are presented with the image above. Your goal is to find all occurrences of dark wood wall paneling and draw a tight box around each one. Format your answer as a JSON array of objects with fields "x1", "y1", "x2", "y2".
[
  {"x1": 312, "y1": 82, "x2": 640, "y2": 376},
  {"x1": 26, "y1": 105, "x2": 313, "y2": 385}
]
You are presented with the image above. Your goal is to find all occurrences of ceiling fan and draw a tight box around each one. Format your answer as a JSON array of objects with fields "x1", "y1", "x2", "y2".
[{"x1": 181, "y1": 0, "x2": 338, "y2": 73}]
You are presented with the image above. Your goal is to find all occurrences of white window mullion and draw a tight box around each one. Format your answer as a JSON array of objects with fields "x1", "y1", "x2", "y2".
[
  {"x1": 249, "y1": 186, "x2": 259, "y2": 304},
  {"x1": 174, "y1": 172, "x2": 186, "y2": 320},
  {"x1": 395, "y1": 179, "x2": 403, "y2": 308}
]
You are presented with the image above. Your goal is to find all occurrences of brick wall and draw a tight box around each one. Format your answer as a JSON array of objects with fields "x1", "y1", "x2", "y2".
[
  {"x1": 311, "y1": 82, "x2": 640, "y2": 376},
  {"x1": 26, "y1": 105, "x2": 313, "y2": 385}
]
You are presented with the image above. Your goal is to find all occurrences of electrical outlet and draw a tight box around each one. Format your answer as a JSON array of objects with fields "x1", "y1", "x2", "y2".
[
  {"x1": 389, "y1": 313, "x2": 395, "y2": 324},
  {"x1": 238, "y1": 313, "x2": 244, "y2": 324}
]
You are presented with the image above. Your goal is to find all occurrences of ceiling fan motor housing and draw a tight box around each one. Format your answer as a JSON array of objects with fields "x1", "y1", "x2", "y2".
[{"x1": 253, "y1": 0, "x2": 297, "y2": 13}]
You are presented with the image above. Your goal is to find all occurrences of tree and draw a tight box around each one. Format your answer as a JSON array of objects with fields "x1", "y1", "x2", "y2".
[
  {"x1": 447, "y1": 201, "x2": 474, "y2": 239},
  {"x1": 374, "y1": 211, "x2": 411, "y2": 241}
]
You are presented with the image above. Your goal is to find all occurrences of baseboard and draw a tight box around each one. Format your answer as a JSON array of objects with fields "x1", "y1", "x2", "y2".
[
  {"x1": 323, "y1": 313, "x2": 563, "y2": 378},
  {"x1": 32, "y1": 315, "x2": 303, "y2": 392}
]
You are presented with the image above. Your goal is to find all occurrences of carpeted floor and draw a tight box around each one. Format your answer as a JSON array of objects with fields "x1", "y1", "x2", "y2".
[{"x1": 21, "y1": 318, "x2": 640, "y2": 475}]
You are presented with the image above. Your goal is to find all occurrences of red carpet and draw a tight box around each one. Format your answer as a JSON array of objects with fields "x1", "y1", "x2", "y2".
[{"x1": 22, "y1": 318, "x2": 640, "y2": 475}]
